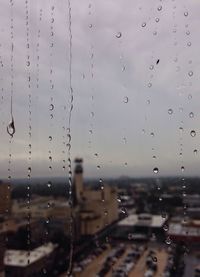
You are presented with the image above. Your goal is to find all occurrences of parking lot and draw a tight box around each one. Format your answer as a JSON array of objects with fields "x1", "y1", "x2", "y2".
[
  {"x1": 184, "y1": 250, "x2": 200, "y2": 277},
  {"x1": 129, "y1": 248, "x2": 168, "y2": 277},
  {"x1": 75, "y1": 245, "x2": 111, "y2": 277},
  {"x1": 71, "y1": 243, "x2": 169, "y2": 277}
]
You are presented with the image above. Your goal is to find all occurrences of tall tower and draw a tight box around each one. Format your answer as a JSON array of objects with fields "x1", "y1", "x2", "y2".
[{"x1": 74, "y1": 158, "x2": 84, "y2": 203}]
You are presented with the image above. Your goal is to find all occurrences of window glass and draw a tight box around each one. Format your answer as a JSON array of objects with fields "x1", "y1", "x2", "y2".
[{"x1": 0, "y1": 1, "x2": 199, "y2": 276}]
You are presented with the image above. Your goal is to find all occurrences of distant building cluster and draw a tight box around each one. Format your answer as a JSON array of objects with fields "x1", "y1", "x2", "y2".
[{"x1": 0, "y1": 167, "x2": 200, "y2": 276}]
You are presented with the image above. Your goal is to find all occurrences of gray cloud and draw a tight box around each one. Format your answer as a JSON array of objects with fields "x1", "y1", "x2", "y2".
[{"x1": 0, "y1": 0, "x2": 199, "y2": 179}]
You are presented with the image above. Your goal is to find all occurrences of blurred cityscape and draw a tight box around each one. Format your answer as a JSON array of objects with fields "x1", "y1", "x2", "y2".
[{"x1": 0, "y1": 159, "x2": 200, "y2": 277}]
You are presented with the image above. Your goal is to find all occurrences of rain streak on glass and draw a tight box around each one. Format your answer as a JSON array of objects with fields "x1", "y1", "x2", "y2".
[
  {"x1": 6, "y1": 0, "x2": 15, "y2": 233},
  {"x1": 66, "y1": 0, "x2": 74, "y2": 274},
  {"x1": 88, "y1": 6, "x2": 95, "y2": 150},
  {"x1": 25, "y1": 0, "x2": 32, "y2": 265},
  {"x1": 7, "y1": 0, "x2": 15, "y2": 138},
  {"x1": 36, "y1": 9, "x2": 42, "y2": 89}
]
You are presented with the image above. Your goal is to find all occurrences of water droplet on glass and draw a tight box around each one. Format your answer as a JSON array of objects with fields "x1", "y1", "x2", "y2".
[
  {"x1": 117, "y1": 197, "x2": 121, "y2": 203},
  {"x1": 153, "y1": 167, "x2": 159, "y2": 174},
  {"x1": 189, "y1": 112, "x2": 194, "y2": 118},
  {"x1": 188, "y1": 94, "x2": 192, "y2": 100},
  {"x1": 152, "y1": 256, "x2": 157, "y2": 262},
  {"x1": 183, "y1": 192, "x2": 186, "y2": 197},
  {"x1": 188, "y1": 71, "x2": 193, "y2": 77},
  {"x1": 186, "y1": 30, "x2": 190, "y2": 35},
  {"x1": 123, "y1": 96, "x2": 129, "y2": 103},
  {"x1": 150, "y1": 132, "x2": 154, "y2": 137},
  {"x1": 165, "y1": 236, "x2": 171, "y2": 245},
  {"x1": 184, "y1": 11, "x2": 188, "y2": 16},
  {"x1": 193, "y1": 149, "x2": 198, "y2": 155},
  {"x1": 26, "y1": 61, "x2": 30, "y2": 66},
  {"x1": 89, "y1": 24, "x2": 93, "y2": 28},
  {"x1": 47, "y1": 181, "x2": 52, "y2": 188},
  {"x1": 28, "y1": 167, "x2": 31, "y2": 174},
  {"x1": 148, "y1": 82, "x2": 152, "y2": 88},
  {"x1": 94, "y1": 153, "x2": 98, "y2": 157},
  {"x1": 187, "y1": 41, "x2": 191, "y2": 47},
  {"x1": 49, "y1": 104, "x2": 54, "y2": 111},
  {"x1": 141, "y1": 22, "x2": 146, "y2": 27},
  {"x1": 123, "y1": 137, "x2": 127, "y2": 144},
  {"x1": 7, "y1": 118, "x2": 15, "y2": 137},
  {"x1": 168, "y1": 109, "x2": 173, "y2": 115},
  {"x1": 181, "y1": 166, "x2": 185, "y2": 172},
  {"x1": 128, "y1": 233, "x2": 134, "y2": 240},
  {"x1": 156, "y1": 59, "x2": 160, "y2": 64},
  {"x1": 157, "y1": 5, "x2": 162, "y2": 11},
  {"x1": 190, "y1": 130, "x2": 196, "y2": 137},
  {"x1": 97, "y1": 165, "x2": 100, "y2": 169},
  {"x1": 162, "y1": 212, "x2": 167, "y2": 219},
  {"x1": 116, "y1": 32, "x2": 122, "y2": 38},
  {"x1": 149, "y1": 65, "x2": 154, "y2": 70},
  {"x1": 121, "y1": 208, "x2": 126, "y2": 215},
  {"x1": 155, "y1": 18, "x2": 160, "y2": 23},
  {"x1": 163, "y1": 224, "x2": 169, "y2": 232},
  {"x1": 122, "y1": 66, "x2": 126, "y2": 72},
  {"x1": 49, "y1": 136, "x2": 52, "y2": 141}
]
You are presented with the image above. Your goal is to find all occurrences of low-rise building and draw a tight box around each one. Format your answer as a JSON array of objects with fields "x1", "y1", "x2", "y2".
[
  {"x1": 168, "y1": 219, "x2": 200, "y2": 243},
  {"x1": 113, "y1": 213, "x2": 167, "y2": 240},
  {"x1": 4, "y1": 243, "x2": 58, "y2": 277}
]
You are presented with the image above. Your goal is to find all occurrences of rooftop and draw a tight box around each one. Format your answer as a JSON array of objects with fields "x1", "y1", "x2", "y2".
[
  {"x1": 169, "y1": 223, "x2": 200, "y2": 237},
  {"x1": 4, "y1": 243, "x2": 57, "y2": 267},
  {"x1": 118, "y1": 214, "x2": 167, "y2": 228}
]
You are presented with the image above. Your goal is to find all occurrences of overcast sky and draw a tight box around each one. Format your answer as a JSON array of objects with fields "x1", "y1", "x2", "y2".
[{"x1": 0, "y1": 0, "x2": 200, "y2": 179}]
